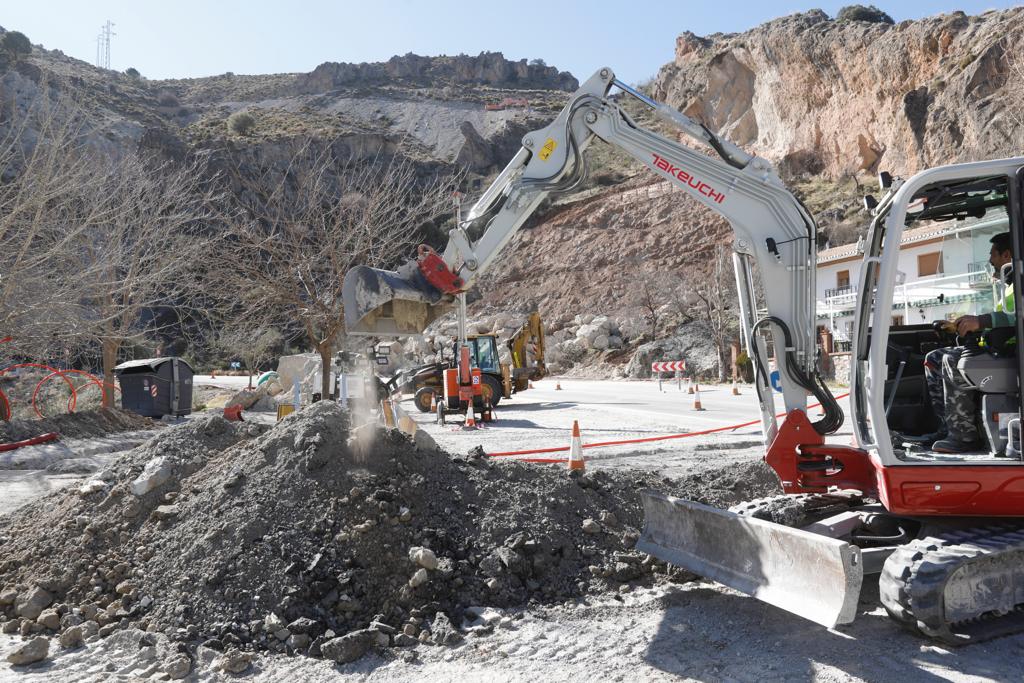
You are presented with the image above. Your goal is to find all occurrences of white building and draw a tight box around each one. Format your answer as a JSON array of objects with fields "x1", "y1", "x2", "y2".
[{"x1": 816, "y1": 210, "x2": 1010, "y2": 352}]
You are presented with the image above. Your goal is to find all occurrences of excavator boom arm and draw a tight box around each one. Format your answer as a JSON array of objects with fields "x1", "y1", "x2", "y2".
[{"x1": 344, "y1": 66, "x2": 838, "y2": 436}]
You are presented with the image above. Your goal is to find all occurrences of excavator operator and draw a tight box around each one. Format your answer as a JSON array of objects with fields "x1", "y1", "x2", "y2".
[{"x1": 916, "y1": 232, "x2": 1015, "y2": 453}]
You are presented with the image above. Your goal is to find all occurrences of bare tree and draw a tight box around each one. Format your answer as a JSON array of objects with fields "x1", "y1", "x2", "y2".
[
  {"x1": 213, "y1": 315, "x2": 284, "y2": 389},
  {"x1": 636, "y1": 279, "x2": 662, "y2": 341},
  {"x1": 60, "y1": 152, "x2": 220, "y2": 406},
  {"x1": 217, "y1": 138, "x2": 456, "y2": 399},
  {"x1": 0, "y1": 93, "x2": 103, "y2": 361},
  {"x1": 672, "y1": 245, "x2": 739, "y2": 381}
]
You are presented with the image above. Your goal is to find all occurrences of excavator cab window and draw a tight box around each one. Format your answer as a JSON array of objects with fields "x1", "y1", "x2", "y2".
[
  {"x1": 469, "y1": 336, "x2": 500, "y2": 374},
  {"x1": 871, "y1": 173, "x2": 1024, "y2": 456},
  {"x1": 449, "y1": 336, "x2": 500, "y2": 374}
]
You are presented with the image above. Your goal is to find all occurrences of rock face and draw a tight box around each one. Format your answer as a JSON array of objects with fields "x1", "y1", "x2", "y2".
[
  {"x1": 653, "y1": 8, "x2": 1024, "y2": 177},
  {"x1": 296, "y1": 52, "x2": 578, "y2": 94},
  {"x1": 475, "y1": 179, "x2": 732, "y2": 322}
]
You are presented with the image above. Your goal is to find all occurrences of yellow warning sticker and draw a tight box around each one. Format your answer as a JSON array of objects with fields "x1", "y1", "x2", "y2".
[{"x1": 538, "y1": 137, "x2": 557, "y2": 161}]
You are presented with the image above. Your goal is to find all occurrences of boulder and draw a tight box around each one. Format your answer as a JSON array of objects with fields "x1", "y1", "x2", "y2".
[
  {"x1": 275, "y1": 353, "x2": 323, "y2": 396},
  {"x1": 409, "y1": 547, "x2": 439, "y2": 570},
  {"x1": 36, "y1": 609, "x2": 59, "y2": 630},
  {"x1": 15, "y1": 587, "x2": 52, "y2": 620},
  {"x1": 320, "y1": 630, "x2": 373, "y2": 663},
  {"x1": 59, "y1": 625, "x2": 84, "y2": 649},
  {"x1": 7, "y1": 636, "x2": 48, "y2": 665},
  {"x1": 130, "y1": 457, "x2": 172, "y2": 496}
]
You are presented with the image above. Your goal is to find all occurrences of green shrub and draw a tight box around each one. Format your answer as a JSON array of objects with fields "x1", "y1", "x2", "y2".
[
  {"x1": 227, "y1": 111, "x2": 255, "y2": 136},
  {"x1": 836, "y1": 5, "x2": 894, "y2": 23},
  {"x1": 125, "y1": 67, "x2": 140, "y2": 79},
  {"x1": 1, "y1": 31, "x2": 32, "y2": 62}
]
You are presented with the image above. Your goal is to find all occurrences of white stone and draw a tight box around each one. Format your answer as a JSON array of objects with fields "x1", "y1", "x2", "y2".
[
  {"x1": 409, "y1": 568, "x2": 430, "y2": 588},
  {"x1": 408, "y1": 547, "x2": 438, "y2": 570},
  {"x1": 592, "y1": 335, "x2": 610, "y2": 351},
  {"x1": 79, "y1": 480, "x2": 106, "y2": 496},
  {"x1": 130, "y1": 457, "x2": 172, "y2": 496}
]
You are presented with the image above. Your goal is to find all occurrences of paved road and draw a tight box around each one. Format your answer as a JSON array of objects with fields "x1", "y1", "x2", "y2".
[{"x1": 400, "y1": 378, "x2": 854, "y2": 476}]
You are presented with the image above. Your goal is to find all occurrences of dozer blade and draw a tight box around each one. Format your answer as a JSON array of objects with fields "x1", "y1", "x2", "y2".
[
  {"x1": 638, "y1": 491, "x2": 863, "y2": 628},
  {"x1": 343, "y1": 263, "x2": 452, "y2": 337}
]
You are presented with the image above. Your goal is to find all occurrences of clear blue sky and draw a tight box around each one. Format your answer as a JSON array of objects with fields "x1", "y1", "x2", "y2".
[{"x1": 2, "y1": 1, "x2": 1020, "y2": 84}]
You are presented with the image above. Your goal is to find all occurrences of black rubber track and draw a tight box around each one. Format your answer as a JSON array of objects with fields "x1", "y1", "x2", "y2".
[{"x1": 879, "y1": 524, "x2": 1024, "y2": 644}]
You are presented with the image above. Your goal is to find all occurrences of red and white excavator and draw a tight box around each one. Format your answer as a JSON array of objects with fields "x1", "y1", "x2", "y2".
[{"x1": 343, "y1": 67, "x2": 1024, "y2": 644}]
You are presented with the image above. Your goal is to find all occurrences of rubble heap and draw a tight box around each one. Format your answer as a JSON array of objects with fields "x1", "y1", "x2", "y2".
[
  {"x1": 0, "y1": 408, "x2": 153, "y2": 443},
  {"x1": 0, "y1": 402, "x2": 780, "y2": 665}
]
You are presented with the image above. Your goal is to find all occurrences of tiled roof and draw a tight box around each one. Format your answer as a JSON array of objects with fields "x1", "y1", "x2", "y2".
[{"x1": 817, "y1": 224, "x2": 953, "y2": 264}]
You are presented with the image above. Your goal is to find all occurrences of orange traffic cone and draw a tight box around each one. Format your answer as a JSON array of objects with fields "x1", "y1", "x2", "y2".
[
  {"x1": 568, "y1": 420, "x2": 585, "y2": 471},
  {"x1": 465, "y1": 407, "x2": 477, "y2": 429},
  {"x1": 693, "y1": 385, "x2": 705, "y2": 411},
  {"x1": 732, "y1": 381, "x2": 740, "y2": 396},
  {"x1": 529, "y1": 381, "x2": 535, "y2": 389},
  {"x1": 211, "y1": 369, "x2": 217, "y2": 379},
  {"x1": 429, "y1": 391, "x2": 437, "y2": 412},
  {"x1": 555, "y1": 382, "x2": 562, "y2": 391},
  {"x1": 687, "y1": 379, "x2": 694, "y2": 395}
]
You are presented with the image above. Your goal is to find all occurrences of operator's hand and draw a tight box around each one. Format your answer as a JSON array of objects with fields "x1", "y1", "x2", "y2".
[{"x1": 955, "y1": 315, "x2": 982, "y2": 336}]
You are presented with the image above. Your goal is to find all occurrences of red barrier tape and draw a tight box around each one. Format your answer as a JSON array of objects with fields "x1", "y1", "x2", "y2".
[
  {"x1": 0, "y1": 364, "x2": 79, "y2": 418},
  {"x1": 492, "y1": 393, "x2": 851, "y2": 461},
  {"x1": 34, "y1": 370, "x2": 112, "y2": 413},
  {"x1": 0, "y1": 432, "x2": 59, "y2": 452}
]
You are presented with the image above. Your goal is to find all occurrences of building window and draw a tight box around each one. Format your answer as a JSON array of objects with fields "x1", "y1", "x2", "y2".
[
  {"x1": 837, "y1": 270, "x2": 850, "y2": 288},
  {"x1": 917, "y1": 252, "x2": 942, "y2": 277},
  {"x1": 892, "y1": 315, "x2": 904, "y2": 327}
]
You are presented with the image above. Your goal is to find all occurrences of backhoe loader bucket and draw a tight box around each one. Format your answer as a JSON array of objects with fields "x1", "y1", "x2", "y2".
[
  {"x1": 638, "y1": 491, "x2": 863, "y2": 628},
  {"x1": 343, "y1": 264, "x2": 452, "y2": 337}
]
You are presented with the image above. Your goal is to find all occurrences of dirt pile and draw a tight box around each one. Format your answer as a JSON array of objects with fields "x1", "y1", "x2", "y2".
[
  {"x1": 0, "y1": 402, "x2": 780, "y2": 665},
  {"x1": 0, "y1": 409, "x2": 153, "y2": 443}
]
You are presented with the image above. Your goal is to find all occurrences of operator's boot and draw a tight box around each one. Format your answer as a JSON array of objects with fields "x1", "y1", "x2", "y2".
[
  {"x1": 899, "y1": 429, "x2": 947, "y2": 447},
  {"x1": 932, "y1": 435, "x2": 986, "y2": 454}
]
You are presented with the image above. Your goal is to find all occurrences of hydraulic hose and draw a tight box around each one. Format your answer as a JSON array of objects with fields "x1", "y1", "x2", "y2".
[{"x1": 750, "y1": 316, "x2": 844, "y2": 435}]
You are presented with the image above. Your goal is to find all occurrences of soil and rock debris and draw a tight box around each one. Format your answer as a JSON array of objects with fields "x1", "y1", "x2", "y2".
[
  {"x1": 0, "y1": 409, "x2": 153, "y2": 443},
  {"x1": 0, "y1": 401, "x2": 780, "y2": 672}
]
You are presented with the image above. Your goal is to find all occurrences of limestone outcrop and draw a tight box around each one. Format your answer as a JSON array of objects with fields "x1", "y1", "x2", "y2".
[{"x1": 653, "y1": 8, "x2": 1024, "y2": 177}]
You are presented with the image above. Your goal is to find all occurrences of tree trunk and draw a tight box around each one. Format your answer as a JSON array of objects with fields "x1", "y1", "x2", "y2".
[
  {"x1": 714, "y1": 339, "x2": 729, "y2": 383},
  {"x1": 101, "y1": 338, "x2": 119, "y2": 409},
  {"x1": 319, "y1": 344, "x2": 333, "y2": 400}
]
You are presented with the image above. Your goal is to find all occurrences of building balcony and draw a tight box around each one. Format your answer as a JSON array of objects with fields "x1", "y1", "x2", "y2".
[{"x1": 824, "y1": 285, "x2": 856, "y2": 298}]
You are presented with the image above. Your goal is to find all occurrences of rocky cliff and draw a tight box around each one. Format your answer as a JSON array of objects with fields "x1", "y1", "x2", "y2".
[
  {"x1": 652, "y1": 8, "x2": 1024, "y2": 178},
  {"x1": 296, "y1": 52, "x2": 578, "y2": 94}
]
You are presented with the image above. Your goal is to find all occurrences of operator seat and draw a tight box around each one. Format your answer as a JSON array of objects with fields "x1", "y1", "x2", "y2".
[{"x1": 956, "y1": 333, "x2": 1019, "y2": 455}]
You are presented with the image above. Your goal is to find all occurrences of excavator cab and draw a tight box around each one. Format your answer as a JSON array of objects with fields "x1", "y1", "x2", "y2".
[
  {"x1": 455, "y1": 336, "x2": 500, "y2": 375},
  {"x1": 643, "y1": 160, "x2": 1024, "y2": 643}
]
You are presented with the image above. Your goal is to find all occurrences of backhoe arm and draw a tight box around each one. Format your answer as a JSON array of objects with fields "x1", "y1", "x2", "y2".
[{"x1": 343, "y1": 67, "x2": 841, "y2": 438}]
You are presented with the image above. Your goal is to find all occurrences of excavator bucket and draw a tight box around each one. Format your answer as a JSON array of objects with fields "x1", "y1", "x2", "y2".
[
  {"x1": 343, "y1": 264, "x2": 452, "y2": 337},
  {"x1": 638, "y1": 491, "x2": 863, "y2": 628}
]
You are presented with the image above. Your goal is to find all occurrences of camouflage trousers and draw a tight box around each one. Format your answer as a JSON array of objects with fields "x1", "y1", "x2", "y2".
[{"x1": 923, "y1": 346, "x2": 979, "y2": 442}]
